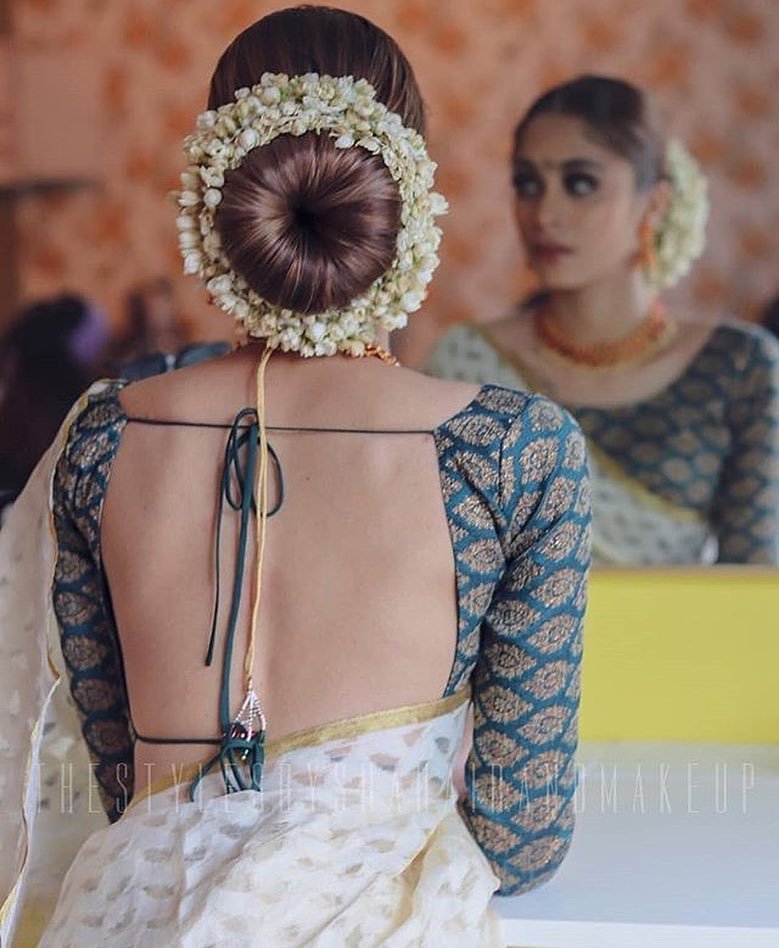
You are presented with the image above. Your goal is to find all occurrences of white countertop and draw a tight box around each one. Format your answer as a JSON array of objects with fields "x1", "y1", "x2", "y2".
[{"x1": 494, "y1": 742, "x2": 779, "y2": 947}]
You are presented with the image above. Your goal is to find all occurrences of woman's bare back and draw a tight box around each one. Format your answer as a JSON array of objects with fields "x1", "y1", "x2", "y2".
[{"x1": 101, "y1": 346, "x2": 480, "y2": 788}]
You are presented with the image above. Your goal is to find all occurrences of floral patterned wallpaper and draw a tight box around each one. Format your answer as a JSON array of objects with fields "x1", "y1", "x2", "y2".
[{"x1": 5, "y1": 0, "x2": 779, "y2": 362}]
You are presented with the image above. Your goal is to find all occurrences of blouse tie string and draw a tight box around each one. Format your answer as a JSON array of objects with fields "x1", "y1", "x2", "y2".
[{"x1": 191, "y1": 346, "x2": 275, "y2": 800}]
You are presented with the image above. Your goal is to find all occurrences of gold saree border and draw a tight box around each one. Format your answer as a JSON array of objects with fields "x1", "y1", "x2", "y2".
[
  {"x1": 470, "y1": 323, "x2": 704, "y2": 527},
  {"x1": 586, "y1": 440, "x2": 703, "y2": 526},
  {"x1": 128, "y1": 685, "x2": 471, "y2": 813},
  {"x1": 266, "y1": 684, "x2": 470, "y2": 755}
]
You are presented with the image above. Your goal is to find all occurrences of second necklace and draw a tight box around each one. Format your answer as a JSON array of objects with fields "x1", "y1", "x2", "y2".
[{"x1": 534, "y1": 301, "x2": 676, "y2": 369}]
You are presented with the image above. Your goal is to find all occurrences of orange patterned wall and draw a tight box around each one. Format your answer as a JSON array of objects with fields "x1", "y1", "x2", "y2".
[
  {"x1": 8, "y1": 0, "x2": 779, "y2": 362},
  {"x1": 0, "y1": 38, "x2": 13, "y2": 182}
]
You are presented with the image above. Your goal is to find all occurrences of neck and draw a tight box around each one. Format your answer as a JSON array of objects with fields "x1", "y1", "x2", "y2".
[
  {"x1": 241, "y1": 331, "x2": 397, "y2": 370},
  {"x1": 542, "y1": 269, "x2": 657, "y2": 344}
]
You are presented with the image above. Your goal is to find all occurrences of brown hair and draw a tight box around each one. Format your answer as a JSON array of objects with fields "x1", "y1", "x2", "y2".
[
  {"x1": 208, "y1": 7, "x2": 425, "y2": 315},
  {"x1": 513, "y1": 75, "x2": 665, "y2": 191}
]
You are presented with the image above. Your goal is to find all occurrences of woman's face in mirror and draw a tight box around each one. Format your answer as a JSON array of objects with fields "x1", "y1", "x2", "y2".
[{"x1": 512, "y1": 113, "x2": 652, "y2": 290}]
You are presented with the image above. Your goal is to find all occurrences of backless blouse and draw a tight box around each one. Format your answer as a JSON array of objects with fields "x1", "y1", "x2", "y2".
[{"x1": 51, "y1": 380, "x2": 591, "y2": 895}]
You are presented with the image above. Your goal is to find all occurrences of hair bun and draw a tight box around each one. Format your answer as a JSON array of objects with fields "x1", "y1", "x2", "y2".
[{"x1": 216, "y1": 133, "x2": 401, "y2": 315}]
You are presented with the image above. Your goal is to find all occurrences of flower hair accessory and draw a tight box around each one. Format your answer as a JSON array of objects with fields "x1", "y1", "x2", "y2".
[
  {"x1": 652, "y1": 138, "x2": 709, "y2": 290},
  {"x1": 174, "y1": 73, "x2": 448, "y2": 357}
]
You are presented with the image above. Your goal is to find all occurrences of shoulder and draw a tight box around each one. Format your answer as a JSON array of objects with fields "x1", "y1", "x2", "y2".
[
  {"x1": 475, "y1": 384, "x2": 578, "y2": 434},
  {"x1": 446, "y1": 388, "x2": 589, "y2": 555},
  {"x1": 437, "y1": 383, "x2": 530, "y2": 438},
  {"x1": 491, "y1": 389, "x2": 588, "y2": 507},
  {"x1": 62, "y1": 380, "x2": 127, "y2": 458},
  {"x1": 55, "y1": 379, "x2": 127, "y2": 495},
  {"x1": 440, "y1": 384, "x2": 586, "y2": 481},
  {"x1": 703, "y1": 322, "x2": 779, "y2": 416},
  {"x1": 51, "y1": 380, "x2": 126, "y2": 555},
  {"x1": 705, "y1": 320, "x2": 779, "y2": 376}
]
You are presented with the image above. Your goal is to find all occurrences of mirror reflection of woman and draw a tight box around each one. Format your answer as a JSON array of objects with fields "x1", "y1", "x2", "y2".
[{"x1": 429, "y1": 75, "x2": 779, "y2": 566}]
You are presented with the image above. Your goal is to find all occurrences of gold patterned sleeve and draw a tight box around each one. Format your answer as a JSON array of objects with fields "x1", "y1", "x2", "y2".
[
  {"x1": 459, "y1": 398, "x2": 591, "y2": 895},
  {"x1": 50, "y1": 390, "x2": 133, "y2": 821}
]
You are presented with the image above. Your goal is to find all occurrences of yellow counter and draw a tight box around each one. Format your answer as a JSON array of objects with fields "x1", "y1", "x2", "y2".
[{"x1": 579, "y1": 567, "x2": 779, "y2": 743}]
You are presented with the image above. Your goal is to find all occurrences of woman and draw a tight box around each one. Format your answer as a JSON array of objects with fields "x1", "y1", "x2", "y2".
[
  {"x1": 429, "y1": 75, "x2": 779, "y2": 566},
  {"x1": 0, "y1": 9, "x2": 590, "y2": 946}
]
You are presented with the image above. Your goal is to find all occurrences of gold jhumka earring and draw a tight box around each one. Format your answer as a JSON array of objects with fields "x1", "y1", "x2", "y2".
[{"x1": 637, "y1": 218, "x2": 657, "y2": 278}]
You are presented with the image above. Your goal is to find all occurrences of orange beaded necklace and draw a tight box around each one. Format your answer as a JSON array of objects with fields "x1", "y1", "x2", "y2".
[{"x1": 534, "y1": 301, "x2": 676, "y2": 368}]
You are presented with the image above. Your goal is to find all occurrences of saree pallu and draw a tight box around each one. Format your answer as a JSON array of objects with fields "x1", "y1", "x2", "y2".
[
  {"x1": 39, "y1": 692, "x2": 503, "y2": 947},
  {"x1": 585, "y1": 444, "x2": 717, "y2": 565}
]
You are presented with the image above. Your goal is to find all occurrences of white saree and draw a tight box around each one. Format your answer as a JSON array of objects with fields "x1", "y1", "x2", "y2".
[
  {"x1": 40, "y1": 691, "x2": 502, "y2": 947},
  {"x1": 0, "y1": 391, "x2": 503, "y2": 947}
]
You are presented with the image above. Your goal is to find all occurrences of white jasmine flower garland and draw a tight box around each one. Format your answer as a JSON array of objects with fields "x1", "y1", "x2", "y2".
[
  {"x1": 174, "y1": 73, "x2": 448, "y2": 357},
  {"x1": 653, "y1": 138, "x2": 709, "y2": 290}
]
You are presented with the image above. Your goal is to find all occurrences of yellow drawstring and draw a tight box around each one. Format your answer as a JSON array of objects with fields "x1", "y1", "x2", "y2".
[{"x1": 244, "y1": 345, "x2": 273, "y2": 697}]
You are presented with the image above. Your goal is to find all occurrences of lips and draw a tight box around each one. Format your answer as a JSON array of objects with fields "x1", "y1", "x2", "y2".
[{"x1": 530, "y1": 242, "x2": 573, "y2": 264}]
